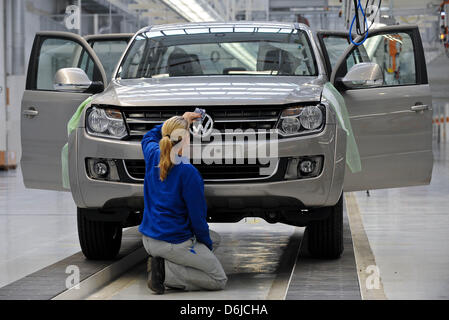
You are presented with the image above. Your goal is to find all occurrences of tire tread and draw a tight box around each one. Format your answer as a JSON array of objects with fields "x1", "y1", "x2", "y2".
[
  {"x1": 77, "y1": 208, "x2": 122, "y2": 260},
  {"x1": 307, "y1": 194, "x2": 343, "y2": 259}
]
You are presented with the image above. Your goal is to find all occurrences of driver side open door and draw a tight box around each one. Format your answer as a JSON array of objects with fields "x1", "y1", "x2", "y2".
[{"x1": 21, "y1": 32, "x2": 107, "y2": 191}]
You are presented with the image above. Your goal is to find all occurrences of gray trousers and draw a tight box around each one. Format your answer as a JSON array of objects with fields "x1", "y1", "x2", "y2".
[{"x1": 142, "y1": 230, "x2": 227, "y2": 291}]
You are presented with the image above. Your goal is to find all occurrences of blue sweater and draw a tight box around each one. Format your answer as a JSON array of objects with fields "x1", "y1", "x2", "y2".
[{"x1": 138, "y1": 124, "x2": 212, "y2": 250}]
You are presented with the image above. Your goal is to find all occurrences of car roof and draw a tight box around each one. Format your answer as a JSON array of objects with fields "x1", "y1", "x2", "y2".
[
  {"x1": 83, "y1": 33, "x2": 134, "y2": 42},
  {"x1": 142, "y1": 21, "x2": 309, "y2": 33}
]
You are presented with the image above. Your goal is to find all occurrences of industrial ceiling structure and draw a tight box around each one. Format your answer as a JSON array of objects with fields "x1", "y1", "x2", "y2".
[{"x1": 61, "y1": 0, "x2": 447, "y2": 27}]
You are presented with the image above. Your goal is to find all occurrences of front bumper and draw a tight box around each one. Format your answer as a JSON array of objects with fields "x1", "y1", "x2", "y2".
[{"x1": 69, "y1": 120, "x2": 346, "y2": 212}]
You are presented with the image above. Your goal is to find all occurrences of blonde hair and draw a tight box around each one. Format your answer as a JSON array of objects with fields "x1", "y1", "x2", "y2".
[{"x1": 159, "y1": 116, "x2": 188, "y2": 181}]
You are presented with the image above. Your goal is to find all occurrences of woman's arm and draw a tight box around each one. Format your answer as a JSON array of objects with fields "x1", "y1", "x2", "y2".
[
  {"x1": 141, "y1": 124, "x2": 163, "y2": 161},
  {"x1": 182, "y1": 168, "x2": 213, "y2": 250},
  {"x1": 141, "y1": 112, "x2": 199, "y2": 160}
]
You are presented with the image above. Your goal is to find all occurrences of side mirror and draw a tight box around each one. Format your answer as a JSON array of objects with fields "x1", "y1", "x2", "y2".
[
  {"x1": 53, "y1": 68, "x2": 103, "y2": 93},
  {"x1": 338, "y1": 63, "x2": 384, "y2": 89}
]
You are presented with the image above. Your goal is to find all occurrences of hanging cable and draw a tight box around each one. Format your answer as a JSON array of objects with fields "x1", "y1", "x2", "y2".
[{"x1": 349, "y1": 0, "x2": 382, "y2": 46}]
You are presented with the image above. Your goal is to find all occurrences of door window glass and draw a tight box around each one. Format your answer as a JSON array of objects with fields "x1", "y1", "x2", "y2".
[
  {"x1": 36, "y1": 38, "x2": 96, "y2": 90},
  {"x1": 363, "y1": 32, "x2": 416, "y2": 86},
  {"x1": 90, "y1": 40, "x2": 128, "y2": 82},
  {"x1": 323, "y1": 36, "x2": 352, "y2": 70},
  {"x1": 321, "y1": 35, "x2": 368, "y2": 74},
  {"x1": 78, "y1": 48, "x2": 94, "y2": 80}
]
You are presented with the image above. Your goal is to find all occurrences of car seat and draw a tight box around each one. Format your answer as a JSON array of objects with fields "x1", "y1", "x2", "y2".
[
  {"x1": 263, "y1": 49, "x2": 293, "y2": 75},
  {"x1": 167, "y1": 48, "x2": 203, "y2": 76}
]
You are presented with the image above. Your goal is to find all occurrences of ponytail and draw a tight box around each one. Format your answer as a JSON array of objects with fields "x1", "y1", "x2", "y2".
[
  {"x1": 158, "y1": 116, "x2": 188, "y2": 181},
  {"x1": 159, "y1": 136, "x2": 173, "y2": 182}
]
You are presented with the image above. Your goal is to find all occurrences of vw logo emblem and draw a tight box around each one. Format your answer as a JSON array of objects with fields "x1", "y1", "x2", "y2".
[{"x1": 190, "y1": 113, "x2": 214, "y2": 138}]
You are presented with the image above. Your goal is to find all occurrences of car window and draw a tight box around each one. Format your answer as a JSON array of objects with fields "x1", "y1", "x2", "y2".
[
  {"x1": 84, "y1": 39, "x2": 129, "y2": 82},
  {"x1": 335, "y1": 32, "x2": 417, "y2": 87},
  {"x1": 36, "y1": 38, "x2": 95, "y2": 90},
  {"x1": 78, "y1": 47, "x2": 95, "y2": 81},
  {"x1": 321, "y1": 35, "x2": 367, "y2": 75},
  {"x1": 118, "y1": 28, "x2": 318, "y2": 78},
  {"x1": 363, "y1": 32, "x2": 416, "y2": 86}
]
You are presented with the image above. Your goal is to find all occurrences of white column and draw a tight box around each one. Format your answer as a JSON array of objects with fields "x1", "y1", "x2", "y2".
[
  {"x1": 0, "y1": 0, "x2": 7, "y2": 153},
  {"x1": 94, "y1": 13, "x2": 98, "y2": 34},
  {"x1": 266, "y1": 0, "x2": 269, "y2": 21},
  {"x1": 245, "y1": 0, "x2": 252, "y2": 21},
  {"x1": 78, "y1": 0, "x2": 82, "y2": 35}
]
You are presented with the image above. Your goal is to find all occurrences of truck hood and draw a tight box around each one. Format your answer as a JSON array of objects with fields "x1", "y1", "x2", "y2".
[{"x1": 93, "y1": 76, "x2": 325, "y2": 106}]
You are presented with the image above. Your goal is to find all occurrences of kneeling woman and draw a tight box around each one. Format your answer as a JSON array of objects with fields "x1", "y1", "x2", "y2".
[{"x1": 139, "y1": 112, "x2": 227, "y2": 294}]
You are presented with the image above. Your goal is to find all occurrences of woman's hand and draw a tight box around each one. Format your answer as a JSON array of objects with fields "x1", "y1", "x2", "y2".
[{"x1": 182, "y1": 112, "x2": 202, "y2": 125}]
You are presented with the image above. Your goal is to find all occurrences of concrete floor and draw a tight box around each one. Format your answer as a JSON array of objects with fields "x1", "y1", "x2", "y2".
[
  {"x1": 0, "y1": 54, "x2": 448, "y2": 299},
  {"x1": 0, "y1": 169, "x2": 79, "y2": 288}
]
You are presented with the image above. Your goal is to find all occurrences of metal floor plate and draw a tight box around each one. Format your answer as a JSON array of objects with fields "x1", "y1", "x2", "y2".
[
  {"x1": 286, "y1": 206, "x2": 361, "y2": 300},
  {"x1": 0, "y1": 228, "x2": 142, "y2": 300}
]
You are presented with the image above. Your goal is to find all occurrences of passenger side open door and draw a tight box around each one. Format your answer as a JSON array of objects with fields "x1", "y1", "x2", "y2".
[
  {"x1": 317, "y1": 26, "x2": 433, "y2": 191},
  {"x1": 21, "y1": 32, "x2": 107, "y2": 191}
]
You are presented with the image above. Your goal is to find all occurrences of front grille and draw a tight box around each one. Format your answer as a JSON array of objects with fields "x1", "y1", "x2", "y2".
[
  {"x1": 123, "y1": 159, "x2": 145, "y2": 179},
  {"x1": 123, "y1": 159, "x2": 281, "y2": 181},
  {"x1": 123, "y1": 105, "x2": 283, "y2": 139}
]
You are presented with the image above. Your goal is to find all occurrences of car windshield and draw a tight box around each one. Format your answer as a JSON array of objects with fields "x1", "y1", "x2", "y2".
[
  {"x1": 117, "y1": 26, "x2": 317, "y2": 79},
  {"x1": 90, "y1": 39, "x2": 129, "y2": 82}
]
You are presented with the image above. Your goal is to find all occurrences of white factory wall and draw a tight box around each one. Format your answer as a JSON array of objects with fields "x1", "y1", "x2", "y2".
[
  {"x1": 0, "y1": 0, "x2": 6, "y2": 153},
  {"x1": 2, "y1": 0, "x2": 64, "y2": 164}
]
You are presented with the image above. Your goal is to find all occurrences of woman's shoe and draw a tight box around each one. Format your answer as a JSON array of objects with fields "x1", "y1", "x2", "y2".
[
  {"x1": 149, "y1": 256, "x2": 165, "y2": 294},
  {"x1": 146, "y1": 256, "x2": 152, "y2": 289}
]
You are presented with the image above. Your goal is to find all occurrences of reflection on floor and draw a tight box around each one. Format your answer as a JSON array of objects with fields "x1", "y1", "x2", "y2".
[{"x1": 0, "y1": 168, "x2": 79, "y2": 288}]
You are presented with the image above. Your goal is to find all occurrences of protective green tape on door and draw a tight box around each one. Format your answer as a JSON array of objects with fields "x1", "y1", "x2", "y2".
[
  {"x1": 61, "y1": 96, "x2": 93, "y2": 190},
  {"x1": 322, "y1": 82, "x2": 362, "y2": 173}
]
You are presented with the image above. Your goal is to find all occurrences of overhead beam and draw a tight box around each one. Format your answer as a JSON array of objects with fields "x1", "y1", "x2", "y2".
[{"x1": 270, "y1": 0, "x2": 328, "y2": 9}]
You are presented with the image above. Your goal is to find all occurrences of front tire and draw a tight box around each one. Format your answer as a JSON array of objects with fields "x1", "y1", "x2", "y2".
[
  {"x1": 306, "y1": 194, "x2": 344, "y2": 259},
  {"x1": 77, "y1": 208, "x2": 122, "y2": 260}
]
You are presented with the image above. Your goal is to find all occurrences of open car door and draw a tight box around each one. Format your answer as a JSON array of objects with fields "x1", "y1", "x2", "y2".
[
  {"x1": 317, "y1": 26, "x2": 433, "y2": 191},
  {"x1": 21, "y1": 31, "x2": 107, "y2": 191}
]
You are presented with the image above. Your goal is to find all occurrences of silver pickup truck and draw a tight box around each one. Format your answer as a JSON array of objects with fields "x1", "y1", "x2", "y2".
[{"x1": 21, "y1": 22, "x2": 433, "y2": 260}]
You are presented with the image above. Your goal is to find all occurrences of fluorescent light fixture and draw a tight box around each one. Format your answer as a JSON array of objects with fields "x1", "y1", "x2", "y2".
[
  {"x1": 161, "y1": 0, "x2": 221, "y2": 22},
  {"x1": 221, "y1": 43, "x2": 257, "y2": 70}
]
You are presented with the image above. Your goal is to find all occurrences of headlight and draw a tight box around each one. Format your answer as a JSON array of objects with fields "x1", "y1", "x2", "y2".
[
  {"x1": 86, "y1": 106, "x2": 127, "y2": 139},
  {"x1": 277, "y1": 105, "x2": 324, "y2": 136},
  {"x1": 281, "y1": 117, "x2": 301, "y2": 135},
  {"x1": 300, "y1": 105, "x2": 323, "y2": 130}
]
